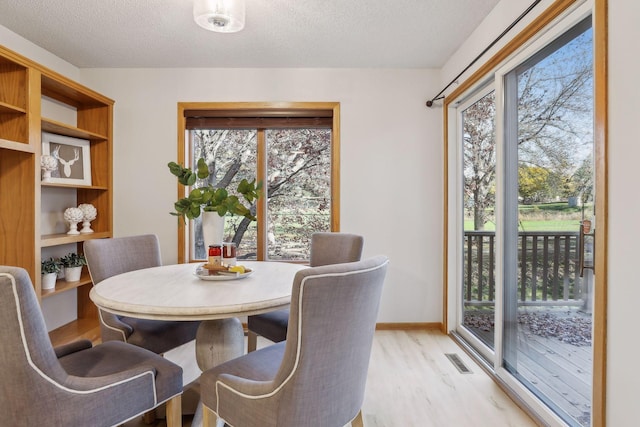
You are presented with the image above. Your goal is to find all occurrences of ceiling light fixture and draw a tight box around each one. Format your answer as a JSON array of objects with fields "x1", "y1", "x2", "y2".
[{"x1": 193, "y1": 0, "x2": 246, "y2": 33}]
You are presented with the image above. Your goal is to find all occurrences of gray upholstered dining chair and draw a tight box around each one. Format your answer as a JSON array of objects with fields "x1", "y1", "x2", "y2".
[
  {"x1": 0, "y1": 265, "x2": 184, "y2": 427},
  {"x1": 247, "y1": 232, "x2": 364, "y2": 352},
  {"x1": 84, "y1": 234, "x2": 200, "y2": 354},
  {"x1": 200, "y1": 255, "x2": 388, "y2": 427}
]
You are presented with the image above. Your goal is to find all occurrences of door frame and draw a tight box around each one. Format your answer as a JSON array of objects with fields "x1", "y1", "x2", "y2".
[{"x1": 442, "y1": 0, "x2": 607, "y2": 424}]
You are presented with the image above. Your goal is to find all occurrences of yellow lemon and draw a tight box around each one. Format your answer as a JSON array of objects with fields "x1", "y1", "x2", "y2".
[{"x1": 229, "y1": 265, "x2": 245, "y2": 273}]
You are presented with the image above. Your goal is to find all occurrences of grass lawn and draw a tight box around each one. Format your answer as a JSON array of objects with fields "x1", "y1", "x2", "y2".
[
  {"x1": 464, "y1": 219, "x2": 580, "y2": 231},
  {"x1": 464, "y1": 202, "x2": 591, "y2": 232}
]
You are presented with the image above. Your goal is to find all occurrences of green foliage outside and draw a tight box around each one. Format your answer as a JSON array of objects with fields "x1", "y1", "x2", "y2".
[
  {"x1": 518, "y1": 165, "x2": 550, "y2": 204},
  {"x1": 189, "y1": 128, "x2": 331, "y2": 260}
]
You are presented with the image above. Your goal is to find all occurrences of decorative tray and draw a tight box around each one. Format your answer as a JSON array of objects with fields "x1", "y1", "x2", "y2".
[{"x1": 194, "y1": 264, "x2": 253, "y2": 281}]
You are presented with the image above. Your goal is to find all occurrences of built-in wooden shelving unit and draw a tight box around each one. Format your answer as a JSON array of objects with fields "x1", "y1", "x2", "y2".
[{"x1": 0, "y1": 44, "x2": 113, "y2": 337}]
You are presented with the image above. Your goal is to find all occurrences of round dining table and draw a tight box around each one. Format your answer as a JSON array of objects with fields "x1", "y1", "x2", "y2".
[{"x1": 89, "y1": 261, "x2": 306, "y2": 370}]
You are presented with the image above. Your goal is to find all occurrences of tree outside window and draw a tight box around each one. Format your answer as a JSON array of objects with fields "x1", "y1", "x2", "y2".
[{"x1": 178, "y1": 103, "x2": 340, "y2": 262}]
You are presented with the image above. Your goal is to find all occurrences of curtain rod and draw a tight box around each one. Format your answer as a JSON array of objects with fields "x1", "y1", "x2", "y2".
[{"x1": 426, "y1": 0, "x2": 542, "y2": 107}]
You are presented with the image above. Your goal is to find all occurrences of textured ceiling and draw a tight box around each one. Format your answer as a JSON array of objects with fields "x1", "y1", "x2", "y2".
[{"x1": 0, "y1": 0, "x2": 500, "y2": 68}]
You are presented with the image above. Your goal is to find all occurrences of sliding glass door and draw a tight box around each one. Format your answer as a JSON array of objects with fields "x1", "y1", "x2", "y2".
[
  {"x1": 452, "y1": 8, "x2": 595, "y2": 427},
  {"x1": 500, "y1": 17, "x2": 594, "y2": 427},
  {"x1": 457, "y1": 89, "x2": 497, "y2": 361}
]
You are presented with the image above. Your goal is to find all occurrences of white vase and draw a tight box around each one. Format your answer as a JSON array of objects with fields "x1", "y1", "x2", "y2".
[
  {"x1": 78, "y1": 203, "x2": 97, "y2": 234},
  {"x1": 64, "y1": 207, "x2": 84, "y2": 235},
  {"x1": 80, "y1": 220, "x2": 94, "y2": 234},
  {"x1": 40, "y1": 154, "x2": 58, "y2": 183},
  {"x1": 202, "y1": 211, "x2": 225, "y2": 248},
  {"x1": 64, "y1": 266, "x2": 83, "y2": 282},
  {"x1": 42, "y1": 272, "x2": 57, "y2": 290}
]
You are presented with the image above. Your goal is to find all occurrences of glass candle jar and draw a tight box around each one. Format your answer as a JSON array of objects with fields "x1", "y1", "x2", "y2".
[
  {"x1": 222, "y1": 242, "x2": 237, "y2": 266},
  {"x1": 208, "y1": 244, "x2": 222, "y2": 267}
]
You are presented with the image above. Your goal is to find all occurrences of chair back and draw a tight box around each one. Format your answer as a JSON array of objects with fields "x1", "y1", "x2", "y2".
[
  {"x1": 0, "y1": 266, "x2": 185, "y2": 426},
  {"x1": 309, "y1": 232, "x2": 364, "y2": 267},
  {"x1": 84, "y1": 234, "x2": 163, "y2": 343},
  {"x1": 0, "y1": 266, "x2": 70, "y2": 417},
  {"x1": 276, "y1": 255, "x2": 388, "y2": 426},
  {"x1": 84, "y1": 234, "x2": 162, "y2": 285}
]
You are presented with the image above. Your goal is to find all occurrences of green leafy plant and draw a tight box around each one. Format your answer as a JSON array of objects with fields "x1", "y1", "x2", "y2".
[
  {"x1": 41, "y1": 257, "x2": 61, "y2": 274},
  {"x1": 168, "y1": 158, "x2": 262, "y2": 222},
  {"x1": 59, "y1": 252, "x2": 87, "y2": 268}
]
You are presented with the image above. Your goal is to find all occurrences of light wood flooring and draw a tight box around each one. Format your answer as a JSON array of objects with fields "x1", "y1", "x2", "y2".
[{"x1": 118, "y1": 329, "x2": 537, "y2": 427}]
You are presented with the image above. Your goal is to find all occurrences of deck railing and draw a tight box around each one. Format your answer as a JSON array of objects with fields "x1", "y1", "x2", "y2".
[{"x1": 464, "y1": 230, "x2": 587, "y2": 306}]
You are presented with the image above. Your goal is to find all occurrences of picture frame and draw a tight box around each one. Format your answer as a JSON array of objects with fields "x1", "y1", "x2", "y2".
[{"x1": 42, "y1": 132, "x2": 92, "y2": 186}]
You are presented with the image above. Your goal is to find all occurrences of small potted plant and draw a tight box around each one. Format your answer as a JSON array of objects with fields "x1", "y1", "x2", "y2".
[
  {"x1": 41, "y1": 257, "x2": 61, "y2": 290},
  {"x1": 59, "y1": 252, "x2": 87, "y2": 282}
]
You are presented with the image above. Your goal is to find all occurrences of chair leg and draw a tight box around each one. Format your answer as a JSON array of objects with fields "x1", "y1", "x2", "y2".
[
  {"x1": 202, "y1": 403, "x2": 223, "y2": 427},
  {"x1": 142, "y1": 409, "x2": 156, "y2": 424},
  {"x1": 165, "y1": 395, "x2": 182, "y2": 427},
  {"x1": 247, "y1": 330, "x2": 258, "y2": 352},
  {"x1": 351, "y1": 410, "x2": 364, "y2": 427}
]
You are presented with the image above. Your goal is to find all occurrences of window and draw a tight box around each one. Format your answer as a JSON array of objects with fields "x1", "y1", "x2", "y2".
[{"x1": 177, "y1": 102, "x2": 340, "y2": 263}]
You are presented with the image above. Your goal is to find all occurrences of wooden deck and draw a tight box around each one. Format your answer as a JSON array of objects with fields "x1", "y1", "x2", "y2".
[
  {"x1": 465, "y1": 307, "x2": 592, "y2": 426},
  {"x1": 517, "y1": 317, "x2": 592, "y2": 426}
]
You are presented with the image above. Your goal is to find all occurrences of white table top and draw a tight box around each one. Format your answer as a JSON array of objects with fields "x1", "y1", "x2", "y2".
[{"x1": 89, "y1": 261, "x2": 306, "y2": 321}]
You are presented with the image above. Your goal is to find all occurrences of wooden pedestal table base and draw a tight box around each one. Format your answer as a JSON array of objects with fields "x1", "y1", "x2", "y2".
[
  {"x1": 192, "y1": 317, "x2": 245, "y2": 426},
  {"x1": 195, "y1": 317, "x2": 245, "y2": 371}
]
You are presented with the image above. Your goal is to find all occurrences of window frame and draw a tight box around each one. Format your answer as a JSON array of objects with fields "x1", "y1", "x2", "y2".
[
  {"x1": 176, "y1": 102, "x2": 341, "y2": 263},
  {"x1": 451, "y1": 84, "x2": 497, "y2": 364}
]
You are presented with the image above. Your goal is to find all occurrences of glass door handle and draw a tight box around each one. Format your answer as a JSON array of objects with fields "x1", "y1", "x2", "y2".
[{"x1": 579, "y1": 222, "x2": 595, "y2": 277}]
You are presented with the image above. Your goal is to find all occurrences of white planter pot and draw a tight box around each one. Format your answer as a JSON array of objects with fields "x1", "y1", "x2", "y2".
[
  {"x1": 42, "y1": 272, "x2": 57, "y2": 290},
  {"x1": 64, "y1": 266, "x2": 83, "y2": 282},
  {"x1": 202, "y1": 211, "x2": 225, "y2": 248}
]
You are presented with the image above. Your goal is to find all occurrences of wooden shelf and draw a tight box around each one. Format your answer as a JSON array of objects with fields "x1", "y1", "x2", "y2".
[
  {"x1": 49, "y1": 317, "x2": 101, "y2": 347},
  {"x1": 41, "y1": 74, "x2": 112, "y2": 108},
  {"x1": 41, "y1": 181, "x2": 109, "y2": 191},
  {"x1": 41, "y1": 270, "x2": 92, "y2": 298},
  {"x1": 42, "y1": 118, "x2": 108, "y2": 141},
  {"x1": 0, "y1": 137, "x2": 35, "y2": 153},
  {"x1": 0, "y1": 100, "x2": 26, "y2": 114},
  {"x1": 41, "y1": 231, "x2": 111, "y2": 247},
  {"x1": 0, "y1": 56, "x2": 27, "y2": 115}
]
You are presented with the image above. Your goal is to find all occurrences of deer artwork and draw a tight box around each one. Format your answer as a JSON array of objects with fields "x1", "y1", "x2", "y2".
[{"x1": 52, "y1": 145, "x2": 80, "y2": 178}]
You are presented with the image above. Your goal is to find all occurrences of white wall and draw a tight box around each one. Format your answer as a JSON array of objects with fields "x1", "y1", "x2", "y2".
[
  {"x1": 441, "y1": 0, "x2": 556, "y2": 89},
  {"x1": 78, "y1": 67, "x2": 443, "y2": 323},
  {"x1": 441, "y1": 0, "x2": 639, "y2": 425},
  {"x1": 606, "y1": 1, "x2": 640, "y2": 425}
]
